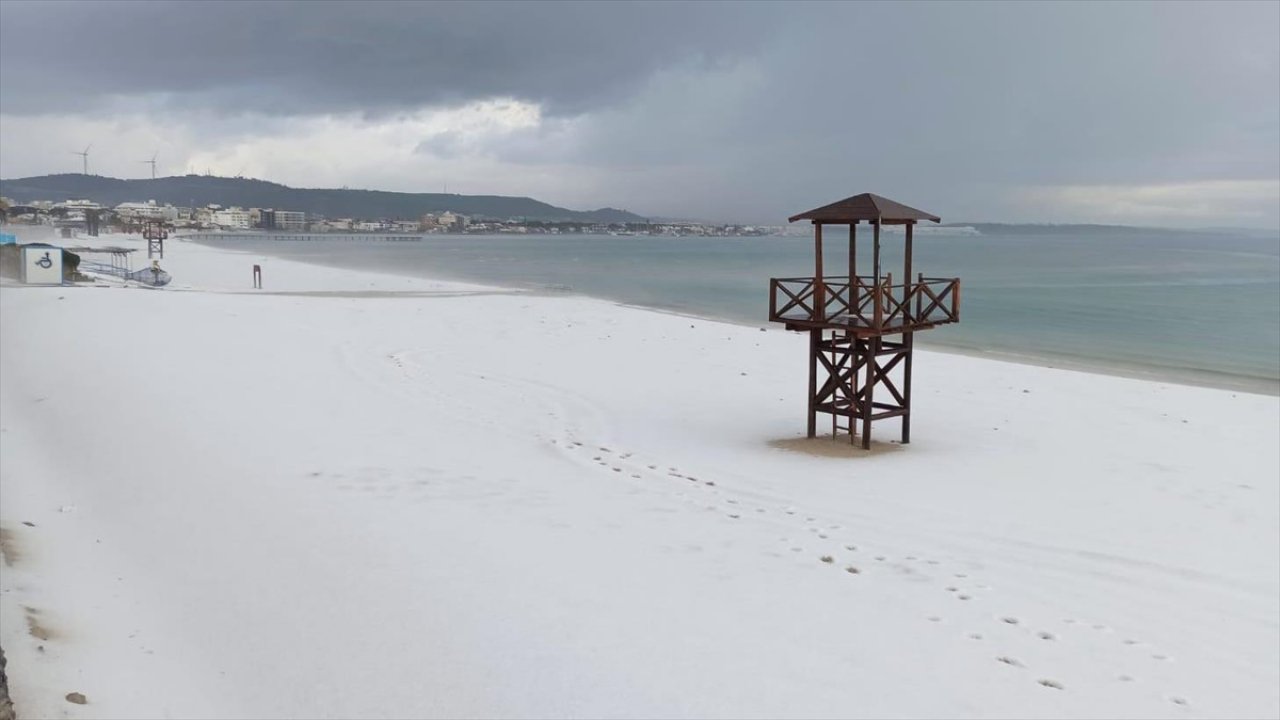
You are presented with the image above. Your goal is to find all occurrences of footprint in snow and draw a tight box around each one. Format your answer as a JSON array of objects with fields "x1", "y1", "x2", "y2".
[
  {"x1": 996, "y1": 656, "x2": 1023, "y2": 667},
  {"x1": 1001, "y1": 617, "x2": 1020, "y2": 625},
  {"x1": 1038, "y1": 679, "x2": 1064, "y2": 690}
]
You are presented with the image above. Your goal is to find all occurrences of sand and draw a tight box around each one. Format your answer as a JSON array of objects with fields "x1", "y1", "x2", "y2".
[{"x1": 0, "y1": 230, "x2": 1276, "y2": 719}]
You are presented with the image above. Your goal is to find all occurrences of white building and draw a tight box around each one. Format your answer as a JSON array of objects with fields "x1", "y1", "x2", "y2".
[
  {"x1": 436, "y1": 211, "x2": 469, "y2": 230},
  {"x1": 114, "y1": 200, "x2": 177, "y2": 222},
  {"x1": 275, "y1": 210, "x2": 306, "y2": 231},
  {"x1": 58, "y1": 198, "x2": 105, "y2": 212},
  {"x1": 211, "y1": 207, "x2": 251, "y2": 229}
]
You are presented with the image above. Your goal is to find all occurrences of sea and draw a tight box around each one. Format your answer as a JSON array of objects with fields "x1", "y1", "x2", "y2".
[{"x1": 190, "y1": 227, "x2": 1280, "y2": 394}]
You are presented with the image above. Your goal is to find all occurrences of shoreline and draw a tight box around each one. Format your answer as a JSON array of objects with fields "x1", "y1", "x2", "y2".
[{"x1": 184, "y1": 234, "x2": 1280, "y2": 397}]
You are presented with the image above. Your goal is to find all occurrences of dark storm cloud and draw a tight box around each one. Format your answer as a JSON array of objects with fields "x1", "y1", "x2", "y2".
[
  {"x1": 462, "y1": 1, "x2": 1279, "y2": 221},
  {"x1": 0, "y1": 0, "x2": 782, "y2": 117},
  {"x1": 1, "y1": 0, "x2": 1276, "y2": 226}
]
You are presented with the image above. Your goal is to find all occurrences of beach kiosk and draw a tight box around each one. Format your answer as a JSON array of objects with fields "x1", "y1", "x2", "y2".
[{"x1": 768, "y1": 193, "x2": 961, "y2": 449}]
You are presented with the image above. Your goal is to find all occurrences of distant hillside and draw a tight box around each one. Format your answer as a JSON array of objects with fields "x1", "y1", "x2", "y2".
[{"x1": 0, "y1": 174, "x2": 646, "y2": 223}]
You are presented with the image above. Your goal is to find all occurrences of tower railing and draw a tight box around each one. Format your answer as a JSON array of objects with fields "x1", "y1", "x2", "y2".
[{"x1": 769, "y1": 275, "x2": 960, "y2": 332}]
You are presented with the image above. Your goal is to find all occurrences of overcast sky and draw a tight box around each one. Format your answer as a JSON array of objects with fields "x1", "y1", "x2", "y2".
[{"x1": 1, "y1": 1, "x2": 1277, "y2": 227}]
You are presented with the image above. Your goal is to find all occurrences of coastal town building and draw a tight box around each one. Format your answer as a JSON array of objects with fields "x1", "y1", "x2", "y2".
[
  {"x1": 114, "y1": 200, "x2": 177, "y2": 222},
  {"x1": 275, "y1": 210, "x2": 306, "y2": 231},
  {"x1": 211, "y1": 207, "x2": 251, "y2": 229}
]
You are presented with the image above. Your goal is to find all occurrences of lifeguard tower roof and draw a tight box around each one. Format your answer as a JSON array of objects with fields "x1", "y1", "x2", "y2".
[{"x1": 788, "y1": 192, "x2": 941, "y2": 224}]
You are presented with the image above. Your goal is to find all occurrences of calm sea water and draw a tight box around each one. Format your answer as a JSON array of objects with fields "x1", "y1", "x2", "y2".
[{"x1": 193, "y1": 228, "x2": 1280, "y2": 392}]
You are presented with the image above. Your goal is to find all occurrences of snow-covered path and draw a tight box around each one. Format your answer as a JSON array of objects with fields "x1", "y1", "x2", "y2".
[{"x1": 1, "y1": 236, "x2": 1276, "y2": 718}]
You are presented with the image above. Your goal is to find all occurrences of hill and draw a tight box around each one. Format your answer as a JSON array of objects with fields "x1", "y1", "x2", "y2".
[{"x1": 0, "y1": 174, "x2": 646, "y2": 223}]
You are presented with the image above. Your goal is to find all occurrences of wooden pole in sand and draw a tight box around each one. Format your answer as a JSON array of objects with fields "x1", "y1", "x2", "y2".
[
  {"x1": 903, "y1": 221, "x2": 914, "y2": 444},
  {"x1": 807, "y1": 329, "x2": 818, "y2": 438},
  {"x1": 848, "y1": 222, "x2": 859, "y2": 444},
  {"x1": 809, "y1": 221, "x2": 825, "y2": 439},
  {"x1": 863, "y1": 217, "x2": 882, "y2": 449}
]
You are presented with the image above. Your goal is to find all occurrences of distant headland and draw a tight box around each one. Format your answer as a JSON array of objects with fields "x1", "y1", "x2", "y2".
[{"x1": 0, "y1": 173, "x2": 645, "y2": 225}]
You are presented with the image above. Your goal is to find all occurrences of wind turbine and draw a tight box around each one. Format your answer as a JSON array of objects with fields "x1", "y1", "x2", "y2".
[
  {"x1": 72, "y1": 144, "x2": 91, "y2": 175},
  {"x1": 140, "y1": 151, "x2": 158, "y2": 179}
]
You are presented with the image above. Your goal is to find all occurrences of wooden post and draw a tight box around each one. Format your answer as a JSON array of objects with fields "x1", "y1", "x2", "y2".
[
  {"x1": 902, "y1": 331, "x2": 913, "y2": 444},
  {"x1": 252, "y1": 264, "x2": 263, "y2": 289},
  {"x1": 904, "y1": 222, "x2": 914, "y2": 323},
  {"x1": 873, "y1": 219, "x2": 881, "y2": 287},
  {"x1": 901, "y1": 223, "x2": 916, "y2": 443},
  {"x1": 916, "y1": 272, "x2": 924, "y2": 320},
  {"x1": 873, "y1": 219, "x2": 882, "y2": 330},
  {"x1": 862, "y1": 336, "x2": 878, "y2": 450},
  {"x1": 848, "y1": 222, "x2": 857, "y2": 315},
  {"x1": 807, "y1": 329, "x2": 819, "y2": 438},
  {"x1": 885, "y1": 272, "x2": 892, "y2": 324},
  {"x1": 814, "y1": 222, "x2": 825, "y2": 322}
]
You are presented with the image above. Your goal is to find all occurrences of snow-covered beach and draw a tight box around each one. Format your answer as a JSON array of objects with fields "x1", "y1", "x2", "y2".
[{"x1": 1, "y1": 234, "x2": 1277, "y2": 719}]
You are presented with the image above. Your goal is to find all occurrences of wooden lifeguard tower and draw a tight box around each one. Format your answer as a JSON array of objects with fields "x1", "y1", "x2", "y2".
[
  {"x1": 143, "y1": 220, "x2": 168, "y2": 259},
  {"x1": 768, "y1": 193, "x2": 961, "y2": 449}
]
